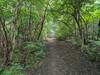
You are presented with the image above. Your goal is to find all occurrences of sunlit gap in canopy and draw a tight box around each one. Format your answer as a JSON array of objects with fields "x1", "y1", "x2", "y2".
[
  {"x1": 45, "y1": 21, "x2": 57, "y2": 42},
  {"x1": 95, "y1": 0, "x2": 100, "y2": 4}
]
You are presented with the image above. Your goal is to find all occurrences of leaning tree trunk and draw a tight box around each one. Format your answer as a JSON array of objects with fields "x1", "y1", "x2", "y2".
[
  {"x1": 37, "y1": 1, "x2": 50, "y2": 40},
  {"x1": 73, "y1": 10, "x2": 84, "y2": 42},
  {"x1": 73, "y1": 8, "x2": 85, "y2": 50}
]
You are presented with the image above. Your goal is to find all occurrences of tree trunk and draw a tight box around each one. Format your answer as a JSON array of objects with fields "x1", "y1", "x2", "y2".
[
  {"x1": 0, "y1": 16, "x2": 11, "y2": 66},
  {"x1": 98, "y1": 19, "x2": 100, "y2": 38}
]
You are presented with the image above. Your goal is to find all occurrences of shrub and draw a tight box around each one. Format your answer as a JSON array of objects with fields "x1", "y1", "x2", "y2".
[
  {"x1": 0, "y1": 63, "x2": 24, "y2": 75},
  {"x1": 84, "y1": 40, "x2": 100, "y2": 61},
  {"x1": 12, "y1": 41, "x2": 45, "y2": 67}
]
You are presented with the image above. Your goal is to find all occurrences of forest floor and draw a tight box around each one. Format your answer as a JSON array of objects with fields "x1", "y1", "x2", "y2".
[{"x1": 25, "y1": 38, "x2": 100, "y2": 75}]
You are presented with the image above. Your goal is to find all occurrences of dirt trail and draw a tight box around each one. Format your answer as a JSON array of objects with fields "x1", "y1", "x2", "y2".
[{"x1": 26, "y1": 38, "x2": 99, "y2": 75}]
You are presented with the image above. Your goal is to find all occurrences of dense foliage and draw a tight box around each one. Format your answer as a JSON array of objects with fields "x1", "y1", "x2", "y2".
[{"x1": 0, "y1": 0, "x2": 100, "y2": 75}]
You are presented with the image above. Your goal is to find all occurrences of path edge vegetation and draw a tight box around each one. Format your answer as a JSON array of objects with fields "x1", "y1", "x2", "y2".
[{"x1": 0, "y1": 0, "x2": 100, "y2": 75}]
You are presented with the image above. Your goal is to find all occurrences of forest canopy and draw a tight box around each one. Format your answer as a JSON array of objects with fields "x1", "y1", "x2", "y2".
[{"x1": 0, "y1": 0, "x2": 100, "y2": 75}]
